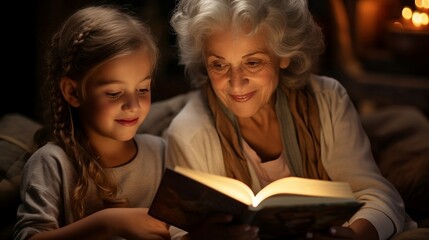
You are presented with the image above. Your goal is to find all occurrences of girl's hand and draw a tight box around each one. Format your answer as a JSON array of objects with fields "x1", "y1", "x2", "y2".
[
  {"x1": 109, "y1": 208, "x2": 170, "y2": 240},
  {"x1": 28, "y1": 207, "x2": 169, "y2": 240},
  {"x1": 186, "y1": 213, "x2": 259, "y2": 240}
]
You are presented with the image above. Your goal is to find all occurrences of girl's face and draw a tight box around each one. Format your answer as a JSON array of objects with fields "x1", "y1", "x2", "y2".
[
  {"x1": 204, "y1": 27, "x2": 289, "y2": 118},
  {"x1": 78, "y1": 47, "x2": 153, "y2": 143}
]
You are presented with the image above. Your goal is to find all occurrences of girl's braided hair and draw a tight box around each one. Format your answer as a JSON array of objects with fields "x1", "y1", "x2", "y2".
[{"x1": 35, "y1": 4, "x2": 158, "y2": 219}]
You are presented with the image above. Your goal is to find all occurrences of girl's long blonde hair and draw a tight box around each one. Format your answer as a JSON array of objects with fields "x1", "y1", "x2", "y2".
[{"x1": 35, "y1": 4, "x2": 158, "y2": 219}]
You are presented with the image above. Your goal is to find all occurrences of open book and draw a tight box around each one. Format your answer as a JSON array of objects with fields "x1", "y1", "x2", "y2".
[{"x1": 149, "y1": 166, "x2": 364, "y2": 239}]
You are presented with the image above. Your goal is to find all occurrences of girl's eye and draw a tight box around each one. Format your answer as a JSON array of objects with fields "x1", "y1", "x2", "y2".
[
  {"x1": 137, "y1": 88, "x2": 150, "y2": 96},
  {"x1": 106, "y1": 92, "x2": 121, "y2": 100}
]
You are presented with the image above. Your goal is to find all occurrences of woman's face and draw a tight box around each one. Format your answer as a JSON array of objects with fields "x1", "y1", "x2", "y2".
[{"x1": 204, "y1": 27, "x2": 289, "y2": 118}]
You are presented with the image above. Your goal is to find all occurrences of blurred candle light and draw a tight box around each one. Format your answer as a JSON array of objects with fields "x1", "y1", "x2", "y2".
[
  {"x1": 415, "y1": 0, "x2": 429, "y2": 11},
  {"x1": 402, "y1": 7, "x2": 413, "y2": 20},
  {"x1": 422, "y1": 13, "x2": 429, "y2": 24},
  {"x1": 412, "y1": 11, "x2": 423, "y2": 27},
  {"x1": 386, "y1": 0, "x2": 429, "y2": 58},
  {"x1": 400, "y1": 5, "x2": 428, "y2": 30},
  {"x1": 402, "y1": 6, "x2": 413, "y2": 28},
  {"x1": 424, "y1": 0, "x2": 429, "y2": 9},
  {"x1": 415, "y1": 0, "x2": 423, "y2": 8},
  {"x1": 415, "y1": 0, "x2": 429, "y2": 25}
]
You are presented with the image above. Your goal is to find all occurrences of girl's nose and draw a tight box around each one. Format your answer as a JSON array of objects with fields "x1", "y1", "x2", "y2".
[{"x1": 122, "y1": 93, "x2": 140, "y2": 112}]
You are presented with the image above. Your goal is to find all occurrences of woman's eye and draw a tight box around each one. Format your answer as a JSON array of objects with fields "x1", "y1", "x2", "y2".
[
  {"x1": 245, "y1": 60, "x2": 263, "y2": 71},
  {"x1": 209, "y1": 61, "x2": 229, "y2": 73}
]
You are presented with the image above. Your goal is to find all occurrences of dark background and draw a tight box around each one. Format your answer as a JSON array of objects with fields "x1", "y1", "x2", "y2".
[
  {"x1": 2, "y1": 0, "x2": 428, "y2": 123},
  {"x1": 1, "y1": 0, "x2": 189, "y2": 122},
  {"x1": 1, "y1": 1, "x2": 429, "y2": 237}
]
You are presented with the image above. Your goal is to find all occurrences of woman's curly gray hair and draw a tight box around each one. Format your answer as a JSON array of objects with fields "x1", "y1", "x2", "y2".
[{"x1": 170, "y1": 0, "x2": 324, "y2": 88}]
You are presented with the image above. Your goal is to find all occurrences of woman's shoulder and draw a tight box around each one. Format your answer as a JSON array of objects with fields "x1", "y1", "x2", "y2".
[
  {"x1": 309, "y1": 74, "x2": 347, "y2": 93},
  {"x1": 167, "y1": 90, "x2": 216, "y2": 138},
  {"x1": 309, "y1": 74, "x2": 350, "y2": 102}
]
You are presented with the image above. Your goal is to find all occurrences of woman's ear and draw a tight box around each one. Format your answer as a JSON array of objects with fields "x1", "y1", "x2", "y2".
[
  {"x1": 280, "y1": 57, "x2": 291, "y2": 69},
  {"x1": 60, "y1": 77, "x2": 80, "y2": 107}
]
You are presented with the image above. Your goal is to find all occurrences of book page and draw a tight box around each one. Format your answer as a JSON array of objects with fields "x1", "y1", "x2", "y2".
[
  {"x1": 175, "y1": 166, "x2": 255, "y2": 205},
  {"x1": 252, "y1": 195, "x2": 359, "y2": 211},
  {"x1": 253, "y1": 177, "x2": 355, "y2": 207}
]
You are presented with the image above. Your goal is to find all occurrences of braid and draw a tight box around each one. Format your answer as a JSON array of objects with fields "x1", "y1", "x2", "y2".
[
  {"x1": 63, "y1": 25, "x2": 93, "y2": 75},
  {"x1": 40, "y1": 5, "x2": 158, "y2": 219}
]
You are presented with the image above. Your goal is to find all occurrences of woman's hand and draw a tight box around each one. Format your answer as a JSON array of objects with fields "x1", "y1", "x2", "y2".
[
  {"x1": 186, "y1": 213, "x2": 259, "y2": 240},
  {"x1": 306, "y1": 219, "x2": 378, "y2": 240}
]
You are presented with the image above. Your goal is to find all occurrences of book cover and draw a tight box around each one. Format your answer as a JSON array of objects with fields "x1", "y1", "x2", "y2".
[{"x1": 148, "y1": 167, "x2": 364, "y2": 239}]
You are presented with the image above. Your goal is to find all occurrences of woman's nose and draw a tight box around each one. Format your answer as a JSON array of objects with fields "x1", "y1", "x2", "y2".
[{"x1": 229, "y1": 66, "x2": 248, "y2": 89}]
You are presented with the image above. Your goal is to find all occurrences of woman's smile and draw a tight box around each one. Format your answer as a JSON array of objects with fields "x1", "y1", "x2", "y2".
[{"x1": 229, "y1": 91, "x2": 256, "y2": 102}]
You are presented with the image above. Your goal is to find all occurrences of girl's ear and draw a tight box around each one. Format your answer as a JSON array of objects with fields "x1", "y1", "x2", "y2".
[
  {"x1": 280, "y1": 57, "x2": 291, "y2": 69},
  {"x1": 60, "y1": 77, "x2": 80, "y2": 107}
]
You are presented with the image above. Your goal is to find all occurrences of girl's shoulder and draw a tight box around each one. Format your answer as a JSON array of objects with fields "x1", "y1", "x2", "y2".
[
  {"x1": 27, "y1": 142, "x2": 69, "y2": 166},
  {"x1": 134, "y1": 134, "x2": 166, "y2": 157},
  {"x1": 26, "y1": 142, "x2": 70, "y2": 168},
  {"x1": 134, "y1": 133, "x2": 165, "y2": 148},
  {"x1": 22, "y1": 142, "x2": 74, "y2": 185}
]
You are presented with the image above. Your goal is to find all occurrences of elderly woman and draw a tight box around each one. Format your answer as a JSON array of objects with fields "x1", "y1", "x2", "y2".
[{"x1": 165, "y1": 0, "x2": 416, "y2": 239}]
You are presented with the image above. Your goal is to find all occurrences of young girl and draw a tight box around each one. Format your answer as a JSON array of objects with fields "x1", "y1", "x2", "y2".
[{"x1": 13, "y1": 5, "x2": 169, "y2": 240}]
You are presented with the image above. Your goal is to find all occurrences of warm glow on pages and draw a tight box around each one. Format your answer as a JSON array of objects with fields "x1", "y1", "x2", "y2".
[
  {"x1": 253, "y1": 177, "x2": 355, "y2": 207},
  {"x1": 175, "y1": 166, "x2": 254, "y2": 205}
]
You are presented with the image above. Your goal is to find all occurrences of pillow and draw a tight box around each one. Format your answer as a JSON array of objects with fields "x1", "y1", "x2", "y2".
[
  {"x1": 361, "y1": 106, "x2": 429, "y2": 226},
  {"x1": 138, "y1": 92, "x2": 191, "y2": 136},
  {"x1": 0, "y1": 114, "x2": 41, "y2": 235}
]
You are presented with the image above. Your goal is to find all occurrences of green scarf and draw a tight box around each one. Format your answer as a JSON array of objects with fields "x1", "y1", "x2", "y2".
[{"x1": 205, "y1": 82, "x2": 330, "y2": 187}]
